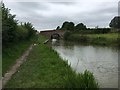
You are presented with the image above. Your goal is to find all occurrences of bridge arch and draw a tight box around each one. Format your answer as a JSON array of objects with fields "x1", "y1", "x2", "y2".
[{"x1": 51, "y1": 33, "x2": 60, "y2": 40}]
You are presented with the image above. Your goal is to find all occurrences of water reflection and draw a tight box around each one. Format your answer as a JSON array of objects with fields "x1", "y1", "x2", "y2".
[{"x1": 52, "y1": 41, "x2": 118, "y2": 88}]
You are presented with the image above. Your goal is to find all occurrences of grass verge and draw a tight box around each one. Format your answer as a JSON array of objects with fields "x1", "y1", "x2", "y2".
[
  {"x1": 2, "y1": 35, "x2": 38, "y2": 76},
  {"x1": 5, "y1": 35, "x2": 98, "y2": 88},
  {"x1": 64, "y1": 32, "x2": 119, "y2": 46}
]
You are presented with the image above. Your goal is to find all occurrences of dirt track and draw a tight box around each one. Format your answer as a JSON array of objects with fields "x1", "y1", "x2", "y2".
[{"x1": 2, "y1": 44, "x2": 35, "y2": 88}]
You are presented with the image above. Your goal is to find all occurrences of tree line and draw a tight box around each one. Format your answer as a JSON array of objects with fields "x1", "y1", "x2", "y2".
[
  {"x1": 2, "y1": 3, "x2": 37, "y2": 47},
  {"x1": 56, "y1": 21, "x2": 87, "y2": 31},
  {"x1": 56, "y1": 16, "x2": 120, "y2": 33},
  {"x1": 56, "y1": 21, "x2": 111, "y2": 34}
]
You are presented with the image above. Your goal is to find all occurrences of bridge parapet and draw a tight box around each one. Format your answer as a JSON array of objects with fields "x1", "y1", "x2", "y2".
[{"x1": 40, "y1": 30, "x2": 65, "y2": 39}]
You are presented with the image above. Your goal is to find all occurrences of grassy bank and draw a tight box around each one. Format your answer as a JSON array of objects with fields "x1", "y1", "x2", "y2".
[
  {"x1": 5, "y1": 35, "x2": 98, "y2": 88},
  {"x1": 2, "y1": 35, "x2": 38, "y2": 76},
  {"x1": 64, "y1": 32, "x2": 119, "y2": 46}
]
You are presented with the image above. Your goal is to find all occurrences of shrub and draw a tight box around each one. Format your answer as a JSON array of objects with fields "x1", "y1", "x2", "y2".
[
  {"x1": 15, "y1": 25, "x2": 28, "y2": 41},
  {"x1": 64, "y1": 70, "x2": 99, "y2": 89},
  {"x1": 79, "y1": 35, "x2": 89, "y2": 42},
  {"x1": 64, "y1": 31, "x2": 71, "y2": 40},
  {"x1": 2, "y1": 3, "x2": 36, "y2": 47}
]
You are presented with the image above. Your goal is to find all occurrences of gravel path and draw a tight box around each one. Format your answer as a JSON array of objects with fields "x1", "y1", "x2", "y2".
[{"x1": 2, "y1": 44, "x2": 36, "y2": 88}]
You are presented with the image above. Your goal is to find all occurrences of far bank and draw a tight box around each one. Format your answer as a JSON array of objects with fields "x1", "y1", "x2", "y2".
[{"x1": 63, "y1": 32, "x2": 119, "y2": 46}]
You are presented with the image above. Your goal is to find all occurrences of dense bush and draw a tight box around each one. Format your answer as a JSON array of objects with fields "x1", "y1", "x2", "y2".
[
  {"x1": 2, "y1": 3, "x2": 17, "y2": 45},
  {"x1": 64, "y1": 32, "x2": 89, "y2": 42},
  {"x1": 15, "y1": 25, "x2": 29, "y2": 41},
  {"x1": 92, "y1": 28, "x2": 111, "y2": 34},
  {"x1": 63, "y1": 31, "x2": 71, "y2": 40},
  {"x1": 77, "y1": 28, "x2": 111, "y2": 34},
  {"x1": 2, "y1": 3, "x2": 36, "y2": 47}
]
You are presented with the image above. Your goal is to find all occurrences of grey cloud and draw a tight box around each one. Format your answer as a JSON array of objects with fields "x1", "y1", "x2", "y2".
[
  {"x1": 18, "y1": 2, "x2": 49, "y2": 14},
  {"x1": 50, "y1": 2, "x2": 76, "y2": 5},
  {"x1": 118, "y1": 1, "x2": 120, "y2": 15},
  {"x1": 4, "y1": 1, "x2": 118, "y2": 31},
  {"x1": 17, "y1": 2, "x2": 49, "y2": 10}
]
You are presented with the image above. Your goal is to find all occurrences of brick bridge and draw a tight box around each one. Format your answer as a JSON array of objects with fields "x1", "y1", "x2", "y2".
[{"x1": 40, "y1": 30, "x2": 65, "y2": 39}]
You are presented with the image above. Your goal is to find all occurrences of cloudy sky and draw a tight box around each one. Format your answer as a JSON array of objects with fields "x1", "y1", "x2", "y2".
[{"x1": 4, "y1": 0, "x2": 119, "y2": 31}]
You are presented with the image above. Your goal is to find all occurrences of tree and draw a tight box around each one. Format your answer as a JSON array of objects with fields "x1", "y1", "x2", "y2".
[
  {"x1": 56, "y1": 26, "x2": 60, "y2": 30},
  {"x1": 2, "y1": 3, "x2": 36, "y2": 47},
  {"x1": 23, "y1": 22, "x2": 35, "y2": 38},
  {"x1": 95, "y1": 25, "x2": 99, "y2": 29},
  {"x1": 109, "y1": 16, "x2": 120, "y2": 29},
  {"x1": 61, "y1": 21, "x2": 69, "y2": 30},
  {"x1": 15, "y1": 25, "x2": 28, "y2": 41},
  {"x1": 75, "y1": 23, "x2": 86, "y2": 31},
  {"x1": 61, "y1": 21, "x2": 75, "y2": 31},
  {"x1": 2, "y1": 3, "x2": 18, "y2": 45},
  {"x1": 67, "y1": 22, "x2": 74, "y2": 31}
]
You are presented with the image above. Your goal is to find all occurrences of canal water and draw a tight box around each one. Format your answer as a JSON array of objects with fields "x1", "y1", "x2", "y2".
[{"x1": 52, "y1": 40, "x2": 118, "y2": 88}]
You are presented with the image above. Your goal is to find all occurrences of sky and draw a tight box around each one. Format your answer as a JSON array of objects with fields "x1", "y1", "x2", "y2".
[{"x1": 4, "y1": 0, "x2": 119, "y2": 31}]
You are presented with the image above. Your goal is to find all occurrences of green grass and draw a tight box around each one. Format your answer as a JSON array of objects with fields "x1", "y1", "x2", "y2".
[
  {"x1": 86, "y1": 33, "x2": 118, "y2": 40},
  {"x1": 65, "y1": 70, "x2": 99, "y2": 89},
  {"x1": 2, "y1": 35, "x2": 38, "y2": 76},
  {"x1": 64, "y1": 33, "x2": 119, "y2": 46},
  {"x1": 5, "y1": 35, "x2": 98, "y2": 88}
]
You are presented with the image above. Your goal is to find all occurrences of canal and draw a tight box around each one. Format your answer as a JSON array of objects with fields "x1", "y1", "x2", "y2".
[{"x1": 52, "y1": 40, "x2": 118, "y2": 88}]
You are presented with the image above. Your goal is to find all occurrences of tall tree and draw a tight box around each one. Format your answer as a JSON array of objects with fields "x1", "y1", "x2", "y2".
[
  {"x1": 109, "y1": 16, "x2": 120, "y2": 29},
  {"x1": 61, "y1": 21, "x2": 69, "y2": 30},
  {"x1": 2, "y1": 3, "x2": 18, "y2": 45},
  {"x1": 67, "y1": 22, "x2": 74, "y2": 31},
  {"x1": 61, "y1": 21, "x2": 75, "y2": 31},
  {"x1": 2, "y1": 3, "x2": 36, "y2": 47},
  {"x1": 75, "y1": 23, "x2": 86, "y2": 31}
]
